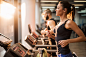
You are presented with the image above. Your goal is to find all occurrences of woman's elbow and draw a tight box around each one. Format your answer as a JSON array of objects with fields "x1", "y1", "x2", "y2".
[
  {"x1": 41, "y1": 30, "x2": 45, "y2": 35},
  {"x1": 81, "y1": 36, "x2": 86, "y2": 41},
  {"x1": 84, "y1": 37, "x2": 86, "y2": 41}
]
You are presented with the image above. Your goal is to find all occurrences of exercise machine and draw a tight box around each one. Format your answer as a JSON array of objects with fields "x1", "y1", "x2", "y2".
[
  {"x1": 0, "y1": 33, "x2": 33, "y2": 57},
  {"x1": 25, "y1": 24, "x2": 57, "y2": 57}
]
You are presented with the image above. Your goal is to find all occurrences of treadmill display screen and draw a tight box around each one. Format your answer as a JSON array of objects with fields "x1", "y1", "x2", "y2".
[
  {"x1": 18, "y1": 49, "x2": 23, "y2": 54},
  {"x1": 13, "y1": 46, "x2": 19, "y2": 51},
  {"x1": 13, "y1": 46, "x2": 26, "y2": 56}
]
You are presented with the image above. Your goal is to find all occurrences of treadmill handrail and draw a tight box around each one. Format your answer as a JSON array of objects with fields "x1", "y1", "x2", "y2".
[
  {"x1": 35, "y1": 45, "x2": 56, "y2": 47},
  {"x1": 33, "y1": 50, "x2": 57, "y2": 52}
]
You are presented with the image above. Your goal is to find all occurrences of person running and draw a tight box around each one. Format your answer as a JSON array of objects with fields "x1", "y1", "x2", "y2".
[
  {"x1": 46, "y1": 1, "x2": 86, "y2": 57},
  {"x1": 41, "y1": 8, "x2": 57, "y2": 57}
]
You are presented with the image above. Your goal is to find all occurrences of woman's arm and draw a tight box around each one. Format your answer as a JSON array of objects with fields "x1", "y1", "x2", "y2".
[
  {"x1": 45, "y1": 20, "x2": 56, "y2": 40},
  {"x1": 41, "y1": 20, "x2": 55, "y2": 35},
  {"x1": 46, "y1": 30, "x2": 55, "y2": 40},
  {"x1": 67, "y1": 20, "x2": 86, "y2": 43},
  {"x1": 47, "y1": 20, "x2": 56, "y2": 34},
  {"x1": 58, "y1": 20, "x2": 86, "y2": 47},
  {"x1": 46, "y1": 25, "x2": 58, "y2": 40},
  {"x1": 47, "y1": 20, "x2": 55, "y2": 30},
  {"x1": 41, "y1": 28, "x2": 47, "y2": 35}
]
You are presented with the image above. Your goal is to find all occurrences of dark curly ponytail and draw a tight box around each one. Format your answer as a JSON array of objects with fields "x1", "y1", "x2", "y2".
[{"x1": 71, "y1": 4, "x2": 75, "y2": 20}]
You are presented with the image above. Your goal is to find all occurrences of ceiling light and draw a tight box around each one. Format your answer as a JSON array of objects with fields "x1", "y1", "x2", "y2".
[
  {"x1": 41, "y1": 4, "x2": 56, "y2": 7},
  {"x1": 42, "y1": 7, "x2": 55, "y2": 9},
  {"x1": 73, "y1": 4, "x2": 84, "y2": 6},
  {"x1": 75, "y1": 7, "x2": 79, "y2": 8},
  {"x1": 41, "y1": 1, "x2": 58, "y2": 2},
  {"x1": 74, "y1": 1, "x2": 86, "y2": 2},
  {"x1": 42, "y1": 9, "x2": 54, "y2": 12}
]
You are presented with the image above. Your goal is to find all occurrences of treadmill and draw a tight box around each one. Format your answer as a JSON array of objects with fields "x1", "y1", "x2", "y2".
[
  {"x1": 24, "y1": 24, "x2": 57, "y2": 57},
  {"x1": 0, "y1": 33, "x2": 32, "y2": 57}
]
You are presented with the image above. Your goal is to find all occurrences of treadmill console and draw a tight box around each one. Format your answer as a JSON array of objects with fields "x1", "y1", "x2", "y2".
[
  {"x1": 25, "y1": 24, "x2": 38, "y2": 47},
  {"x1": 28, "y1": 24, "x2": 38, "y2": 39},
  {"x1": 31, "y1": 32, "x2": 38, "y2": 39},
  {"x1": 25, "y1": 35, "x2": 37, "y2": 47},
  {"x1": 0, "y1": 33, "x2": 12, "y2": 44},
  {"x1": 4, "y1": 43, "x2": 31, "y2": 57}
]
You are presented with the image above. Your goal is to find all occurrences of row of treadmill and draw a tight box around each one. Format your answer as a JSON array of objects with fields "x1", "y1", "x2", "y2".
[
  {"x1": 0, "y1": 24, "x2": 78, "y2": 57},
  {"x1": 0, "y1": 24, "x2": 57, "y2": 57}
]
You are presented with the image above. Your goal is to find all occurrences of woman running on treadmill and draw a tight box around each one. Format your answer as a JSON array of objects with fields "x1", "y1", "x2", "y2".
[
  {"x1": 41, "y1": 9, "x2": 57, "y2": 57},
  {"x1": 46, "y1": 1, "x2": 86, "y2": 57},
  {"x1": 41, "y1": 9, "x2": 56, "y2": 35}
]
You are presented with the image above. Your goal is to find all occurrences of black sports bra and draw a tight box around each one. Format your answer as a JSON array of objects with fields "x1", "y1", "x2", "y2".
[{"x1": 54, "y1": 19, "x2": 72, "y2": 55}]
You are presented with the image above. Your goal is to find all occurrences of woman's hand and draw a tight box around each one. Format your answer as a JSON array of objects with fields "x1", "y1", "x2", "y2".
[
  {"x1": 41, "y1": 28, "x2": 48, "y2": 35},
  {"x1": 58, "y1": 40, "x2": 69, "y2": 47},
  {"x1": 46, "y1": 30, "x2": 55, "y2": 40},
  {"x1": 46, "y1": 30, "x2": 51, "y2": 37},
  {"x1": 44, "y1": 28, "x2": 48, "y2": 31}
]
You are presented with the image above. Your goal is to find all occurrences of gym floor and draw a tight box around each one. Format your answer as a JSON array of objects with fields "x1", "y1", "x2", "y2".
[{"x1": 69, "y1": 34, "x2": 86, "y2": 57}]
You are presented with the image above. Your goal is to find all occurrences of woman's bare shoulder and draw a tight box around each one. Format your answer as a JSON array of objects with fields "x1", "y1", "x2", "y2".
[
  {"x1": 66, "y1": 20, "x2": 75, "y2": 25},
  {"x1": 66, "y1": 20, "x2": 78, "y2": 28}
]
